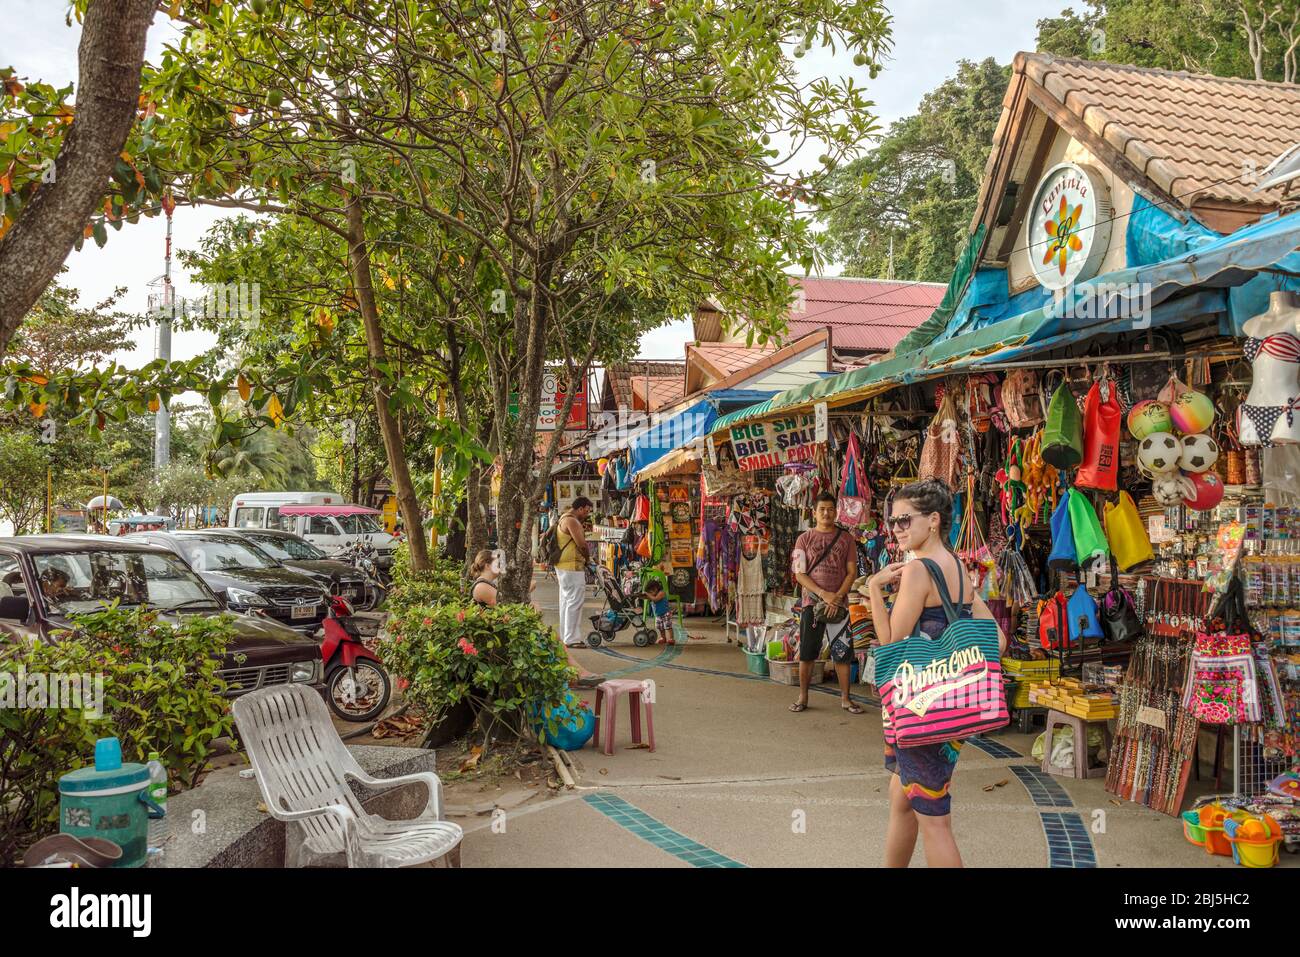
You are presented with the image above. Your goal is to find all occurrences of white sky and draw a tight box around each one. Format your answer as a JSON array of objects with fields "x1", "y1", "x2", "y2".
[{"x1": 3, "y1": 0, "x2": 1068, "y2": 365}]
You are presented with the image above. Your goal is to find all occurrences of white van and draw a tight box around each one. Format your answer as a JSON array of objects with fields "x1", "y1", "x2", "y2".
[{"x1": 228, "y1": 492, "x2": 398, "y2": 571}]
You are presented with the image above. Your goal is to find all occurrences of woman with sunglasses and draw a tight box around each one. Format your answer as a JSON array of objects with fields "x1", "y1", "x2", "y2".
[{"x1": 866, "y1": 479, "x2": 1005, "y2": 868}]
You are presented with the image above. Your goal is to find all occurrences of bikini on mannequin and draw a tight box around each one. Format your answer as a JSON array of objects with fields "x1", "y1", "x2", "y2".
[{"x1": 1239, "y1": 291, "x2": 1300, "y2": 446}]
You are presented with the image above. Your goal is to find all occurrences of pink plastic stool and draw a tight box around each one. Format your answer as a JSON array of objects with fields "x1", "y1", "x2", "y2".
[{"x1": 591, "y1": 679, "x2": 656, "y2": 756}]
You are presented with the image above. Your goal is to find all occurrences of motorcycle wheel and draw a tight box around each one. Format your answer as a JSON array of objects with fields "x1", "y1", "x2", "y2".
[
  {"x1": 632, "y1": 629, "x2": 654, "y2": 648},
  {"x1": 325, "y1": 661, "x2": 391, "y2": 722},
  {"x1": 585, "y1": 631, "x2": 603, "y2": 649}
]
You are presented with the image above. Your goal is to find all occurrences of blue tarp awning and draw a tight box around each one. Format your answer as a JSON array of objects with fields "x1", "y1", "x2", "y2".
[
  {"x1": 713, "y1": 208, "x2": 1300, "y2": 436},
  {"x1": 630, "y1": 400, "x2": 718, "y2": 473}
]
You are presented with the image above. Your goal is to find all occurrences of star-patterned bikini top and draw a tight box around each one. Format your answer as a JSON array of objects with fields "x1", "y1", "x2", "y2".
[{"x1": 1245, "y1": 332, "x2": 1300, "y2": 364}]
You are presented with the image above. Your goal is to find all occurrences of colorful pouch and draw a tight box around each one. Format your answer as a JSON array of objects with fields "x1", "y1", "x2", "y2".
[
  {"x1": 1104, "y1": 491, "x2": 1153, "y2": 570},
  {"x1": 1047, "y1": 493, "x2": 1077, "y2": 571},
  {"x1": 1067, "y1": 488, "x2": 1109, "y2": 569},
  {"x1": 1075, "y1": 379, "x2": 1121, "y2": 491},
  {"x1": 1042, "y1": 380, "x2": 1083, "y2": 470}
]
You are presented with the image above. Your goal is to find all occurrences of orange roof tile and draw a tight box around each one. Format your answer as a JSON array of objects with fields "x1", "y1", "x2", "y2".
[{"x1": 1015, "y1": 52, "x2": 1300, "y2": 208}]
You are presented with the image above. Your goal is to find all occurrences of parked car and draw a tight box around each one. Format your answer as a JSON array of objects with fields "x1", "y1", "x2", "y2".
[
  {"x1": 0, "y1": 536, "x2": 322, "y2": 697},
  {"x1": 214, "y1": 527, "x2": 380, "y2": 610},
  {"x1": 228, "y1": 492, "x2": 397, "y2": 572},
  {"x1": 124, "y1": 530, "x2": 331, "y2": 635}
]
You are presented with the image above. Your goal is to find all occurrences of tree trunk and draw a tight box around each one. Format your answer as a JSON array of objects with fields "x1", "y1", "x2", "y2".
[
  {"x1": 464, "y1": 461, "x2": 489, "y2": 564},
  {"x1": 343, "y1": 196, "x2": 431, "y2": 571},
  {"x1": 0, "y1": 0, "x2": 156, "y2": 351}
]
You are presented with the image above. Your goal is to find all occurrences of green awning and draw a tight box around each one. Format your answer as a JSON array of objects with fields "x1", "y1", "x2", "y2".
[
  {"x1": 891, "y1": 224, "x2": 986, "y2": 356},
  {"x1": 711, "y1": 304, "x2": 1046, "y2": 437}
]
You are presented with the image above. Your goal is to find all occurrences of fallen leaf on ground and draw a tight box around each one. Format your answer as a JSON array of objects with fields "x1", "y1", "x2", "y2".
[
  {"x1": 1109, "y1": 799, "x2": 1123, "y2": 806},
  {"x1": 256, "y1": 801, "x2": 267, "y2": 813},
  {"x1": 458, "y1": 745, "x2": 483, "y2": 774},
  {"x1": 980, "y1": 778, "x2": 1010, "y2": 792},
  {"x1": 598, "y1": 768, "x2": 609, "y2": 775},
  {"x1": 657, "y1": 775, "x2": 682, "y2": 781},
  {"x1": 372, "y1": 713, "x2": 424, "y2": 739},
  {"x1": 625, "y1": 743, "x2": 650, "y2": 750}
]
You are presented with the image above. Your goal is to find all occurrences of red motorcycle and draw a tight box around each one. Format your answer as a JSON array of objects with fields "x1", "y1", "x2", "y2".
[{"x1": 321, "y1": 595, "x2": 392, "y2": 722}]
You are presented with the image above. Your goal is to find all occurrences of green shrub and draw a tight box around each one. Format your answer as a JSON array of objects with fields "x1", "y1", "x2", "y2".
[
  {"x1": 377, "y1": 602, "x2": 574, "y2": 746},
  {"x1": 0, "y1": 605, "x2": 236, "y2": 866},
  {"x1": 387, "y1": 543, "x2": 465, "y2": 612}
]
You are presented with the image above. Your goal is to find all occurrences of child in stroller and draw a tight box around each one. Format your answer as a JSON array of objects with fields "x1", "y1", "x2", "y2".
[{"x1": 584, "y1": 564, "x2": 657, "y2": 648}]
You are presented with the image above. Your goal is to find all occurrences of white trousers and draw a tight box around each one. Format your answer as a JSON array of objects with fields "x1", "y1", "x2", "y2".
[{"x1": 556, "y1": 569, "x2": 588, "y2": 647}]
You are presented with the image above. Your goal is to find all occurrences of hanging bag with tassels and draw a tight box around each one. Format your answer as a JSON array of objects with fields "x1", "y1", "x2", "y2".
[{"x1": 919, "y1": 388, "x2": 962, "y2": 490}]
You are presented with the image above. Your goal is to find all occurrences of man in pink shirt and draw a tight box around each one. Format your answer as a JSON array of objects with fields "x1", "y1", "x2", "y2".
[{"x1": 789, "y1": 491, "x2": 861, "y2": 714}]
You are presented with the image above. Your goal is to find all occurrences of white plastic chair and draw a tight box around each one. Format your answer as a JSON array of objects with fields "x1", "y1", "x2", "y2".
[{"x1": 231, "y1": 684, "x2": 463, "y2": 868}]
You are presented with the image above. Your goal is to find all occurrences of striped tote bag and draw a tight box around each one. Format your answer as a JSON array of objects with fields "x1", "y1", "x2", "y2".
[{"x1": 877, "y1": 558, "x2": 1008, "y2": 747}]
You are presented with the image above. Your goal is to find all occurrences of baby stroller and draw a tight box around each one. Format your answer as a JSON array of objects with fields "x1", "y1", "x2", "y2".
[{"x1": 585, "y1": 564, "x2": 656, "y2": 648}]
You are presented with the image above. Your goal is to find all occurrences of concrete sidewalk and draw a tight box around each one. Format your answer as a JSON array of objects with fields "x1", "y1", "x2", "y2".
[{"x1": 452, "y1": 572, "x2": 1290, "y2": 868}]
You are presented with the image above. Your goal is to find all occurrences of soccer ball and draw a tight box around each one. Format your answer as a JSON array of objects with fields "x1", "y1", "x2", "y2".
[
  {"x1": 1179, "y1": 433, "x2": 1220, "y2": 473},
  {"x1": 1152, "y1": 473, "x2": 1187, "y2": 506},
  {"x1": 1137, "y1": 433, "x2": 1181, "y2": 474}
]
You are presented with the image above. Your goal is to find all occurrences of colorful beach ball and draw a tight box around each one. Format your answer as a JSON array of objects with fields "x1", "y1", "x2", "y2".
[
  {"x1": 1127, "y1": 400, "x2": 1172, "y2": 440},
  {"x1": 532, "y1": 691, "x2": 596, "y2": 751},
  {"x1": 1168, "y1": 389, "x2": 1215, "y2": 435},
  {"x1": 1182, "y1": 471, "x2": 1225, "y2": 511}
]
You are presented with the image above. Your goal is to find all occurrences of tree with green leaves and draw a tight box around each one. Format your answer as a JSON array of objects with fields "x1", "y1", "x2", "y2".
[
  {"x1": 0, "y1": 0, "x2": 164, "y2": 351},
  {"x1": 139, "y1": 1, "x2": 893, "y2": 595},
  {"x1": 1037, "y1": 1, "x2": 1300, "y2": 83},
  {"x1": 820, "y1": 58, "x2": 1009, "y2": 282}
]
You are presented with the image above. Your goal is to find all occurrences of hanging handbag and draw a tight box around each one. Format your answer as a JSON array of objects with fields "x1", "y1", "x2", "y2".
[
  {"x1": 1038, "y1": 591, "x2": 1070, "y2": 650},
  {"x1": 1066, "y1": 584, "x2": 1104, "y2": 642},
  {"x1": 1103, "y1": 491, "x2": 1153, "y2": 570},
  {"x1": 876, "y1": 558, "x2": 1007, "y2": 747},
  {"x1": 919, "y1": 388, "x2": 962, "y2": 489},
  {"x1": 1100, "y1": 555, "x2": 1143, "y2": 644},
  {"x1": 1002, "y1": 368, "x2": 1044, "y2": 429},
  {"x1": 1075, "y1": 378, "x2": 1121, "y2": 491},
  {"x1": 836, "y1": 431, "x2": 870, "y2": 527},
  {"x1": 1041, "y1": 377, "x2": 1084, "y2": 470},
  {"x1": 1066, "y1": 487, "x2": 1110, "y2": 570}
]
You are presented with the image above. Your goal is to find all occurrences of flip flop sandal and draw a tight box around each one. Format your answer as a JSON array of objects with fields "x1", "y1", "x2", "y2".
[
  {"x1": 789, "y1": 701, "x2": 808, "y2": 713},
  {"x1": 23, "y1": 834, "x2": 123, "y2": 868},
  {"x1": 841, "y1": 703, "x2": 865, "y2": 715}
]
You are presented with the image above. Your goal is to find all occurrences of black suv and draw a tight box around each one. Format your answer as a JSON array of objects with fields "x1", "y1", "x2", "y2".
[
  {"x1": 126, "y1": 530, "x2": 331, "y2": 635},
  {"x1": 0, "y1": 536, "x2": 322, "y2": 697},
  {"x1": 214, "y1": 527, "x2": 372, "y2": 606}
]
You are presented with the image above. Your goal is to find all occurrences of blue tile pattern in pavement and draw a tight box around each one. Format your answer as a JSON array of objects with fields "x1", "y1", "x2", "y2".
[
  {"x1": 583, "y1": 793, "x2": 746, "y2": 868},
  {"x1": 1039, "y1": 812, "x2": 1098, "y2": 868},
  {"x1": 965, "y1": 735, "x2": 1022, "y2": 759},
  {"x1": 1009, "y1": 764, "x2": 1075, "y2": 808}
]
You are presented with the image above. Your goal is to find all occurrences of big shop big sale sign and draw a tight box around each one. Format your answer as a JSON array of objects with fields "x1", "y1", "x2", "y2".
[{"x1": 729, "y1": 413, "x2": 818, "y2": 471}]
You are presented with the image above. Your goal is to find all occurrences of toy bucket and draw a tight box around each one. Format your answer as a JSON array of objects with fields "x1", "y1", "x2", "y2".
[
  {"x1": 1181, "y1": 810, "x2": 1207, "y2": 847},
  {"x1": 1224, "y1": 814, "x2": 1282, "y2": 868}
]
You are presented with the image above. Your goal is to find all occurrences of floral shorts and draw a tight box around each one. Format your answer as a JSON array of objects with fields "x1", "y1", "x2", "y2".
[{"x1": 884, "y1": 739, "x2": 963, "y2": 817}]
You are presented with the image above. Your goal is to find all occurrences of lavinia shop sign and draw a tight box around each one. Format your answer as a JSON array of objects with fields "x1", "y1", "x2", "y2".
[
  {"x1": 1024, "y1": 162, "x2": 1113, "y2": 291},
  {"x1": 729, "y1": 413, "x2": 818, "y2": 471}
]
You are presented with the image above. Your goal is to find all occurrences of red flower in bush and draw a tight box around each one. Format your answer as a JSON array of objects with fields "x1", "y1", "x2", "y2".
[
  {"x1": 456, "y1": 610, "x2": 466, "y2": 623},
  {"x1": 422, "y1": 617, "x2": 432, "y2": 626},
  {"x1": 457, "y1": 636, "x2": 479, "y2": 657}
]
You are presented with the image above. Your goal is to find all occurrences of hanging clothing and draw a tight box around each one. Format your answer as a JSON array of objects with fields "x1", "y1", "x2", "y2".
[{"x1": 736, "y1": 551, "x2": 765, "y2": 625}]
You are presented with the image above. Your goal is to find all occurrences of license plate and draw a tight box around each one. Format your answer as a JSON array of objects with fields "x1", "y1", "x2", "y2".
[{"x1": 291, "y1": 604, "x2": 316, "y2": 620}]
